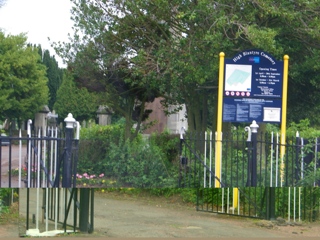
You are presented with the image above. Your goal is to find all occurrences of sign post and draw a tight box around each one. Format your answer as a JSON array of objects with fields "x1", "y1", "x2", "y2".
[
  {"x1": 216, "y1": 50, "x2": 289, "y2": 207},
  {"x1": 215, "y1": 52, "x2": 225, "y2": 188}
]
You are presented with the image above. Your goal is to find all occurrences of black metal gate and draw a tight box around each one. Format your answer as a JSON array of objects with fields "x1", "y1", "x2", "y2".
[
  {"x1": 179, "y1": 128, "x2": 320, "y2": 221},
  {"x1": 0, "y1": 117, "x2": 80, "y2": 188},
  {"x1": 21, "y1": 188, "x2": 94, "y2": 237}
]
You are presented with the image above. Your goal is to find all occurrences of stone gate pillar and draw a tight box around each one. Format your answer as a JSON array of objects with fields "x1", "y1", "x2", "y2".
[
  {"x1": 96, "y1": 106, "x2": 113, "y2": 126},
  {"x1": 34, "y1": 105, "x2": 50, "y2": 131}
]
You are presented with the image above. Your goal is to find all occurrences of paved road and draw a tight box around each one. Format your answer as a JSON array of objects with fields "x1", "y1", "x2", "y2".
[{"x1": 16, "y1": 189, "x2": 308, "y2": 238}]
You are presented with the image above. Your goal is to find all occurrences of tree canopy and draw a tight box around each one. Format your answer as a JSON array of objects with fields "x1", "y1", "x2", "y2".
[
  {"x1": 53, "y1": 71, "x2": 100, "y2": 122},
  {"x1": 0, "y1": 32, "x2": 49, "y2": 122},
  {"x1": 40, "y1": 48, "x2": 63, "y2": 110},
  {"x1": 54, "y1": 0, "x2": 320, "y2": 134}
]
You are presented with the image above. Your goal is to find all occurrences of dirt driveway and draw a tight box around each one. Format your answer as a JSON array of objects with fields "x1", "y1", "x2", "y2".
[
  {"x1": 2, "y1": 189, "x2": 320, "y2": 238},
  {"x1": 90, "y1": 191, "x2": 320, "y2": 238}
]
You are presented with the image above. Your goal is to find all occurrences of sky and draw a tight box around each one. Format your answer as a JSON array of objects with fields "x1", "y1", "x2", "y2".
[{"x1": 0, "y1": 0, "x2": 74, "y2": 67}]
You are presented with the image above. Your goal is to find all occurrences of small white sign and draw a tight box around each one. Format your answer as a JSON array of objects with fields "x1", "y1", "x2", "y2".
[{"x1": 263, "y1": 107, "x2": 281, "y2": 122}]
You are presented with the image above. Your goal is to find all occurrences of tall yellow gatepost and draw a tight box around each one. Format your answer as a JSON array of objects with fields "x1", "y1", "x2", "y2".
[
  {"x1": 216, "y1": 52, "x2": 239, "y2": 210},
  {"x1": 215, "y1": 52, "x2": 225, "y2": 188},
  {"x1": 280, "y1": 55, "x2": 289, "y2": 186}
]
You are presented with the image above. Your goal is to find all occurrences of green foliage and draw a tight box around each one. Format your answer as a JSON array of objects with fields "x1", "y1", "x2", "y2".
[
  {"x1": 149, "y1": 130, "x2": 180, "y2": 163},
  {"x1": 77, "y1": 123, "x2": 124, "y2": 174},
  {"x1": 53, "y1": 71, "x2": 99, "y2": 122},
  {"x1": 0, "y1": 32, "x2": 49, "y2": 121},
  {"x1": 104, "y1": 137, "x2": 178, "y2": 187},
  {"x1": 41, "y1": 49, "x2": 63, "y2": 110},
  {"x1": 77, "y1": 123, "x2": 179, "y2": 187},
  {"x1": 54, "y1": 0, "x2": 320, "y2": 131},
  {"x1": 287, "y1": 119, "x2": 320, "y2": 138}
]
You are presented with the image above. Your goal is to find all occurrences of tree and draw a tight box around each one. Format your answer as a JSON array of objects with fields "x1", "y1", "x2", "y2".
[
  {"x1": 55, "y1": 0, "x2": 320, "y2": 135},
  {"x1": 53, "y1": 71, "x2": 100, "y2": 122},
  {"x1": 0, "y1": 32, "x2": 49, "y2": 123},
  {"x1": 41, "y1": 49, "x2": 63, "y2": 110}
]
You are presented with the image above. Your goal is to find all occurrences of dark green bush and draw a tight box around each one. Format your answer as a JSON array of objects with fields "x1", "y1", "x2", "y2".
[
  {"x1": 77, "y1": 124, "x2": 180, "y2": 187},
  {"x1": 104, "y1": 137, "x2": 178, "y2": 187}
]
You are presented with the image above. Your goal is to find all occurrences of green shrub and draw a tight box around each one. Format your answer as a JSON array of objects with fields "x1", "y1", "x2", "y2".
[{"x1": 103, "y1": 137, "x2": 178, "y2": 187}]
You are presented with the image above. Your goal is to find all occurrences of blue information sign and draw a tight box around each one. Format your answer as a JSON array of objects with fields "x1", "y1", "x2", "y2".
[{"x1": 223, "y1": 50, "x2": 283, "y2": 123}]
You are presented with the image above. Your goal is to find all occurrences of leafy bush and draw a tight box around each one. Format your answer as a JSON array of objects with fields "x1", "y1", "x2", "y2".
[
  {"x1": 77, "y1": 124, "x2": 180, "y2": 187},
  {"x1": 149, "y1": 130, "x2": 180, "y2": 163},
  {"x1": 103, "y1": 137, "x2": 178, "y2": 187}
]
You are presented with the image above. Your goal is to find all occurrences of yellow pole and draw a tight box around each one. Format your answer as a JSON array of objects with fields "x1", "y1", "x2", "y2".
[
  {"x1": 215, "y1": 52, "x2": 225, "y2": 188},
  {"x1": 233, "y1": 188, "x2": 239, "y2": 209},
  {"x1": 280, "y1": 55, "x2": 289, "y2": 186}
]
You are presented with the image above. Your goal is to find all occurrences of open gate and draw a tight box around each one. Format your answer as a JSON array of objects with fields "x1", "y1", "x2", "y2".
[
  {"x1": 179, "y1": 126, "x2": 320, "y2": 221},
  {"x1": 0, "y1": 114, "x2": 80, "y2": 188},
  {"x1": 20, "y1": 188, "x2": 94, "y2": 237}
]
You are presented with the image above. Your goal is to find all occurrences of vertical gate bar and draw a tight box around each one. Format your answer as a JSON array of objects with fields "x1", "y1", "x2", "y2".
[
  {"x1": 222, "y1": 188, "x2": 224, "y2": 213},
  {"x1": 301, "y1": 138, "x2": 304, "y2": 181},
  {"x1": 243, "y1": 188, "x2": 246, "y2": 217},
  {"x1": 36, "y1": 188, "x2": 40, "y2": 230},
  {"x1": 225, "y1": 132, "x2": 228, "y2": 186},
  {"x1": 64, "y1": 188, "x2": 67, "y2": 232},
  {"x1": 43, "y1": 128, "x2": 46, "y2": 187},
  {"x1": 242, "y1": 132, "x2": 245, "y2": 187},
  {"x1": 259, "y1": 132, "x2": 262, "y2": 187},
  {"x1": 0, "y1": 134, "x2": 2, "y2": 187},
  {"x1": 238, "y1": 188, "x2": 240, "y2": 215},
  {"x1": 227, "y1": 188, "x2": 229, "y2": 214},
  {"x1": 276, "y1": 133, "x2": 279, "y2": 187},
  {"x1": 248, "y1": 188, "x2": 251, "y2": 216},
  {"x1": 50, "y1": 127, "x2": 54, "y2": 185},
  {"x1": 37, "y1": 130, "x2": 41, "y2": 188},
  {"x1": 45, "y1": 188, "x2": 49, "y2": 232},
  {"x1": 26, "y1": 188, "x2": 30, "y2": 230},
  {"x1": 236, "y1": 132, "x2": 239, "y2": 187},
  {"x1": 288, "y1": 187, "x2": 291, "y2": 222},
  {"x1": 293, "y1": 187, "x2": 296, "y2": 222},
  {"x1": 270, "y1": 132, "x2": 274, "y2": 187},
  {"x1": 19, "y1": 129, "x2": 22, "y2": 188},
  {"x1": 285, "y1": 142, "x2": 289, "y2": 187},
  {"x1": 216, "y1": 188, "x2": 219, "y2": 212},
  {"x1": 295, "y1": 132, "x2": 300, "y2": 185},
  {"x1": 27, "y1": 120, "x2": 32, "y2": 188},
  {"x1": 209, "y1": 131, "x2": 213, "y2": 188},
  {"x1": 299, "y1": 187, "x2": 301, "y2": 222},
  {"x1": 230, "y1": 132, "x2": 233, "y2": 187},
  {"x1": 264, "y1": 132, "x2": 268, "y2": 187},
  {"x1": 55, "y1": 188, "x2": 58, "y2": 230},
  {"x1": 204, "y1": 132, "x2": 207, "y2": 188},
  {"x1": 9, "y1": 140, "x2": 12, "y2": 187},
  {"x1": 54, "y1": 127, "x2": 58, "y2": 181},
  {"x1": 198, "y1": 132, "x2": 201, "y2": 187},
  {"x1": 314, "y1": 138, "x2": 318, "y2": 187},
  {"x1": 73, "y1": 188, "x2": 77, "y2": 232}
]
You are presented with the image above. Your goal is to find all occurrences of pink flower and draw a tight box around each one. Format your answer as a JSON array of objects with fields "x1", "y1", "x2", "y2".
[
  {"x1": 99, "y1": 173, "x2": 104, "y2": 178},
  {"x1": 83, "y1": 173, "x2": 88, "y2": 177}
]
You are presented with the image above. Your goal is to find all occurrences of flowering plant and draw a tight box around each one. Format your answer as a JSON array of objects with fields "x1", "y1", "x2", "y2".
[{"x1": 76, "y1": 172, "x2": 117, "y2": 187}]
